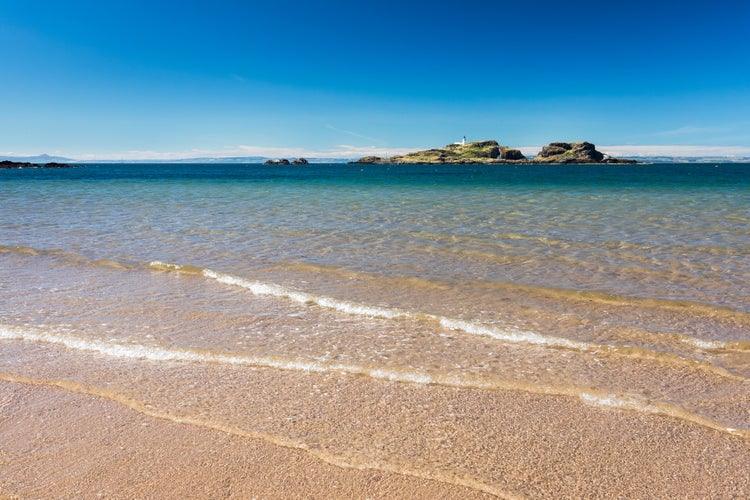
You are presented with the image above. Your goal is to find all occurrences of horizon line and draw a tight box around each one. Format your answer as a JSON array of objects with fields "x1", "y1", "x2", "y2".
[{"x1": 3, "y1": 144, "x2": 750, "y2": 162}]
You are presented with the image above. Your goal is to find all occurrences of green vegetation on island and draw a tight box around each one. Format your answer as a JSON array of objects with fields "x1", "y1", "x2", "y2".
[{"x1": 352, "y1": 140, "x2": 637, "y2": 165}]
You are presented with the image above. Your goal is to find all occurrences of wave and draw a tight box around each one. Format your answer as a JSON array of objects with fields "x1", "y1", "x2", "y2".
[
  {"x1": 1, "y1": 323, "x2": 747, "y2": 439},
  {"x1": 6, "y1": 242, "x2": 748, "y2": 336},
  {"x1": 3, "y1": 244, "x2": 747, "y2": 372},
  {"x1": 267, "y1": 256, "x2": 750, "y2": 331},
  {"x1": 148, "y1": 261, "x2": 749, "y2": 381}
]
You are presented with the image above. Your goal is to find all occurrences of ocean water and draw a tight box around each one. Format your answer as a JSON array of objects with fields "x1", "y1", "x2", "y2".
[{"x1": 1, "y1": 163, "x2": 749, "y2": 493}]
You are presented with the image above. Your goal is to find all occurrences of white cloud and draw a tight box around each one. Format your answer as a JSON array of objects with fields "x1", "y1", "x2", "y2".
[
  {"x1": 598, "y1": 144, "x2": 750, "y2": 157},
  {"x1": 16, "y1": 143, "x2": 750, "y2": 162},
  {"x1": 517, "y1": 144, "x2": 750, "y2": 158},
  {"x1": 68, "y1": 144, "x2": 419, "y2": 161}
]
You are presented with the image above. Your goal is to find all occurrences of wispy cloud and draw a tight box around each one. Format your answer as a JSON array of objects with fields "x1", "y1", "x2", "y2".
[
  {"x1": 237, "y1": 144, "x2": 415, "y2": 159},
  {"x1": 654, "y1": 126, "x2": 727, "y2": 137},
  {"x1": 325, "y1": 125, "x2": 383, "y2": 144}
]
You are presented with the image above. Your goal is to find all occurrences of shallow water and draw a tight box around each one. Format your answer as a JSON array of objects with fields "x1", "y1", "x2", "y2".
[{"x1": 1, "y1": 163, "x2": 749, "y2": 494}]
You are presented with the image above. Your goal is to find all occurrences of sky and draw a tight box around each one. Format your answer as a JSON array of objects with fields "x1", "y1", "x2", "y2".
[{"x1": 1, "y1": 0, "x2": 749, "y2": 160}]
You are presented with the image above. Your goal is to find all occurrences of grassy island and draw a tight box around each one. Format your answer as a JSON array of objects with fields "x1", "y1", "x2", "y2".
[{"x1": 351, "y1": 140, "x2": 637, "y2": 165}]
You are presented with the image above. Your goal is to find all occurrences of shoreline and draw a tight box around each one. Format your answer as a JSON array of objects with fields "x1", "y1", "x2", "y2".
[{"x1": 2, "y1": 347, "x2": 748, "y2": 498}]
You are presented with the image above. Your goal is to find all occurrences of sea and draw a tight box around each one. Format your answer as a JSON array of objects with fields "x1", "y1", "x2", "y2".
[{"x1": 1, "y1": 162, "x2": 749, "y2": 495}]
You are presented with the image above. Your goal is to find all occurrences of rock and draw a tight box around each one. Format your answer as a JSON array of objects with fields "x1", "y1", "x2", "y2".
[
  {"x1": 351, "y1": 156, "x2": 385, "y2": 164},
  {"x1": 351, "y1": 139, "x2": 637, "y2": 165},
  {"x1": 1, "y1": 160, "x2": 38, "y2": 169},
  {"x1": 534, "y1": 142, "x2": 608, "y2": 163},
  {"x1": 501, "y1": 149, "x2": 526, "y2": 160},
  {"x1": 263, "y1": 159, "x2": 291, "y2": 165},
  {"x1": 291, "y1": 158, "x2": 309, "y2": 165},
  {"x1": 539, "y1": 145, "x2": 569, "y2": 157},
  {"x1": 0, "y1": 160, "x2": 82, "y2": 169},
  {"x1": 43, "y1": 162, "x2": 76, "y2": 168},
  {"x1": 469, "y1": 140, "x2": 500, "y2": 148}
]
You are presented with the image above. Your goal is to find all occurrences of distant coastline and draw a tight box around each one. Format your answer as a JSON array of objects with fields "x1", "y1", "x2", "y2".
[{"x1": 3, "y1": 151, "x2": 750, "y2": 165}]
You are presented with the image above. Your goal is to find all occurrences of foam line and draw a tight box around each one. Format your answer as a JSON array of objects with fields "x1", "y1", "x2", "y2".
[
  {"x1": 150, "y1": 263, "x2": 747, "y2": 379},
  {"x1": 1, "y1": 323, "x2": 747, "y2": 439}
]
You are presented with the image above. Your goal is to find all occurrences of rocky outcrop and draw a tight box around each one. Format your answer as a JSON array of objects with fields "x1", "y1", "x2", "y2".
[
  {"x1": 0, "y1": 160, "x2": 81, "y2": 169},
  {"x1": 350, "y1": 140, "x2": 636, "y2": 165},
  {"x1": 353, "y1": 156, "x2": 384, "y2": 164},
  {"x1": 534, "y1": 142, "x2": 636, "y2": 164},
  {"x1": 535, "y1": 142, "x2": 603, "y2": 163},
  {"x1": 501, "y1": 149, "x2": 525, "y2": 160},
  {"x1": 352, "y1": 140, "x2": 528, "y2": 165},
  {"x1": 264, "y1": 158, "x2": 309, "y2": 165}
]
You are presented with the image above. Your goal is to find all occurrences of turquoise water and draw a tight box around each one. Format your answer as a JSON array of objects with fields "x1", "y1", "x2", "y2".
[
  {"x1": 3, "y1": 163, "x2": 749, "y2": 309},
  {"x1": 1, "y1": 163, "x2": 749, "y2": 490}
]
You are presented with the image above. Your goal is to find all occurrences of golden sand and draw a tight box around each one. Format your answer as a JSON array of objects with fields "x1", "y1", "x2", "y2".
[{"x1": 2, "y1": 360, "x2": 748, "y2": 499}]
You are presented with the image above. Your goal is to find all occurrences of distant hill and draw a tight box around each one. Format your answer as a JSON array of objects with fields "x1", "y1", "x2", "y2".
[{"x1": 0, "y1": 153, "x2": 74, "y2": 163}]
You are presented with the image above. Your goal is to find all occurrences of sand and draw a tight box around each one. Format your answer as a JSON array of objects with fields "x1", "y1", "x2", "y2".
[
  {"x1": 0, "y1": 380, "x2": 492, "y2": 499},
  {"x1": 1, "y1": 361, "x2": 748, "y2": 499}
]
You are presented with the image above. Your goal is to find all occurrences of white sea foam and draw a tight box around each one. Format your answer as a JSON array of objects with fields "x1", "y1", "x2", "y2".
[
  {"x1": 2, "y1": 323, "x2": 747, "y2": 438},
  {"x1": 198, "y1": 267, "x2": 595, "y2": 351},
  {"x1": 579, "y1": 392, "x2": 658, "y2": 413},
  {"x1": 436, "y1": 317, "x2": 590, "y2": 350},
  {"x1": 150, "y1": 260, "x2": 183, "y2": 270},
  {"x1": 202, "y1": 269, "x2": 412, "y2": 320},
  {"x1": 679, "y1": 336, "x2": 730, "y2": 350},
  {"x1": 0, "y1": 324, "x2": 449, "y2": 388}
]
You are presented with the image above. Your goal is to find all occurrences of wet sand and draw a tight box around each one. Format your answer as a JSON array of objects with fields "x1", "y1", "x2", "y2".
[
  {"x1": 2, "y1": 357, "x2": 748, "y2": 499},
  {"x1": 2, "y1": 164, "x2": 749, "y2": 498},
  {"x1": 0, "y1": 380, "x2": 492, "y2": 499}
]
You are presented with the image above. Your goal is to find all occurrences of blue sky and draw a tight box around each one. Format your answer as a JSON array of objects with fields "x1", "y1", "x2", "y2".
[{"x1": 1, "y1": 0, "x2": 749, "y2": 159}]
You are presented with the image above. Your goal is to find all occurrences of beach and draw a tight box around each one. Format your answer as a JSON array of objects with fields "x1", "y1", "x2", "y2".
[{"x1": 1, "y1": 163, "x2": 749, "y2": 498}]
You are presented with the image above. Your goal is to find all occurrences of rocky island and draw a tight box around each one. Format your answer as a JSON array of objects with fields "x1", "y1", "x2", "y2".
[
  {"x1": 352, "y1": 140, "x2": 637, "y2": 164},
  {"x1": 0, "y1": 160, "x2": 82, "y2": 169},
  {"x1": 264, "y1": 158, "x2": 309, "y2": 165}
]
